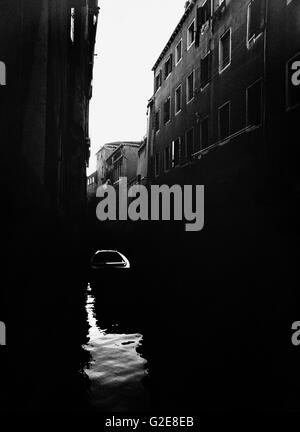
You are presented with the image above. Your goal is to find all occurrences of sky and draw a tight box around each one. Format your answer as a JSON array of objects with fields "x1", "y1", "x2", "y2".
[{"x1": 88, "y1": 0, "x2": 187, "y2": 174}]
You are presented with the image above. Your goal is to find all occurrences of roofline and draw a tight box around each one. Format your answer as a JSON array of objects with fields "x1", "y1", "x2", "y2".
[
  {"x1": 106, "y1": 142, "x2": 142, "y2": 161},
  {"x1": 95, "y1": 143, "x2": 119, "y2": 155},
  {"x1": 95, "y1": 141, "x2": 141, "y2": 155},
  {"x1": 138, "y1": 140, "x2": 147, "y2": 153},
  {"x1": 152, "y1": 0, "x2": 197, "y2": 72}
]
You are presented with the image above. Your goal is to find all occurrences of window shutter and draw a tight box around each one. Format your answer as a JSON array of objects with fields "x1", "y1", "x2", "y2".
[
  {"x1": 159, "y1": 70, "x2": 162, "y2": 86},
  {"x1": 170, "y1": 54, "x2": 173, "y2": 72}
]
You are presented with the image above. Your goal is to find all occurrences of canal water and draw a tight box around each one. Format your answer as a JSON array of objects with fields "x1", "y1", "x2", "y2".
[{"x1": 83, "y1": 284, "x2": 150, "y2": 412}]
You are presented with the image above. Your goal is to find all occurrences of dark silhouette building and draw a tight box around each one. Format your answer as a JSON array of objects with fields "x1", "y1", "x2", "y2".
[
  {"x1": 0, "y1": 0, "x2": 99, "y2": 255},
  {"x1": 0, "y1": 0, "x2": 99, "y2": 411}
]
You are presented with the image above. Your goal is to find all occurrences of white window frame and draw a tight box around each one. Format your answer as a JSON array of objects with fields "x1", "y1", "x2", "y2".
[
  {"x1": 175, "y1": 39, "x2": 183, "y2": 65},
  {"x1": 219, "y1": 27, "x2": 232, "y2": 74},
  {"x1": 175, "y1": 84, "x2": 182, "y2": 115},
  {"x1": 187, "y1": 19, "x2": 196, "y2": 50},
  {"x1": 186, "y1": 70, "x2": 195, "y2": 104}
]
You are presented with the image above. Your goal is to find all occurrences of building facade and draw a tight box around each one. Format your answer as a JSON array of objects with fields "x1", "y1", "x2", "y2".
[
  {"x1": 105, "y1": 142, "x2": 142, "y2": 187},
  {"x1": 148, "y1": 0, "x2": 267, "y2": 185},
  {"x1": 87, "y1": 171, "x2": 98, "y2": 201},
  {"x1": 145, "y1": 0, "x2": 299, "y2": 264},
  {"x1": 147, "y1": 0, "x2": 299, "y2": 203},
  {"x1": 0, "y1": 0, "x2": 99, "y2": 255},
  {"x1": 95, "y1": 142, "x2": 122, "y2": 185},
  {"x1": 136, "y1": 137, "x2": 149, "y2": 186}
]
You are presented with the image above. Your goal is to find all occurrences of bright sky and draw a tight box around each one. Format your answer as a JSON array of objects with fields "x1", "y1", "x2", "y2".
[{"x1": 88, "y1": 0, "x2": 186, "y2": 174}]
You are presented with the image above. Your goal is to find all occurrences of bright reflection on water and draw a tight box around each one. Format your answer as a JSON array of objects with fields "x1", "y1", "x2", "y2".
[{"x1": 83, "y1": 284, "x2": 150, "y2": 412}]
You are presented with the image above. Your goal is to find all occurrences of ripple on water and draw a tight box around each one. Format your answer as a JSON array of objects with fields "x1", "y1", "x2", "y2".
[{"x1": 83, "y1": 286, "x2": 150, "y2": 412}]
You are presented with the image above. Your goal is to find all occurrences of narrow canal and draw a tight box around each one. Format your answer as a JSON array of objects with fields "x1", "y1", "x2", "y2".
[{"x1": 83, "y1": 284, "x2": 150, "y2": 412}]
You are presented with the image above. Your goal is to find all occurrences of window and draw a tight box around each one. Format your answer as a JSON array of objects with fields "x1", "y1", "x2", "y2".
[
  {"x1": 200, "y1": 52, "x2": 212, "y2": 89},
  {"x1": 186, "y1": 128, "x2": 194, "y2": 156},
  {"x1": 196, "y1": 1, "x2": 212, "y2": 46},
  {"x1": 219, "y1": 28, "x2": 231, "y2": 73},
  {"x1": 164, "y1": 55, "x2": 173, "y2": 79},
  {"x1": 176, "y1": 39, "x2": 182, "y2": 65},
  {"x1": 113, "y1": 160, "x2": 122, "y2": 183},
  {"x1": 201, "y1": 0, "x2": 212, "y2": 27},
  {"x1": 175, "y1": 85, "x2": 182, "y2": 114},
  {"x1": 70, "y1": 8, "x2": 75, "y2": 43},
  {"x1": 187, "y1": 19, "x2": 195, "y2": 49},
  {"x1": 155, "y1": 110, "x2": 160, "y2": 132},
  {"x1": 155, "y1": 70, "x2": 162, "y2": 92},
  {"x1": 200, "y1": 117, "x2": 209, "y2": 149},
  {"x1": 247, "y1": 79, "x2": 262, "y2": 126},
  {"x1": 286, "y1": 53, "x2": 300, "y2": 110},
  {"x1": 164, "y1": 146, "x2": 170, "y2": 171},
  {"x1": 187, "y1": 70, "x2": 195, "y2": 103},
  {"x1": 155, "y1": 153, "x2": 160, "y2": 177},
  {"x1": 173, "y1": 138, "x2": 181, "y2": 166},
  {"x1": 164, "y1": 97, "x2": 171, "y2": 124},
  {"x1": 218, "y1": 102, "x2": 230, "y2": 141},
  {"x1": 247, "y1": 0, "x2": 265, "y2": 46}
]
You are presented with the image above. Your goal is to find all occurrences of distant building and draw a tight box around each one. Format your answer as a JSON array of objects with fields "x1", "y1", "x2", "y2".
[
  {"x1": 105, "y1": 142, "x2": 142, "y2": 187},
  {"x1": 95, "y1": 143, "x2": 122, "y2": 186},
  {"x1": 136, "y1": 137, "x2": 148, "y2": 186},
  {"x1": 87, "y1": 171, "x2": 98, "y2": 202}
]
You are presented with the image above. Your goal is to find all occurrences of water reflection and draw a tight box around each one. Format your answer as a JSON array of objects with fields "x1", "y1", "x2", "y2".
[{"x1": 83, "y1": 284, "x2": 150, "y2": 412}]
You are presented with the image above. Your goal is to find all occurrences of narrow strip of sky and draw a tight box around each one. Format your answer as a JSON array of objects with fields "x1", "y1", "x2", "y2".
[{"x1": 88, "y1": 0, "x2": 187, "y2": 174}]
